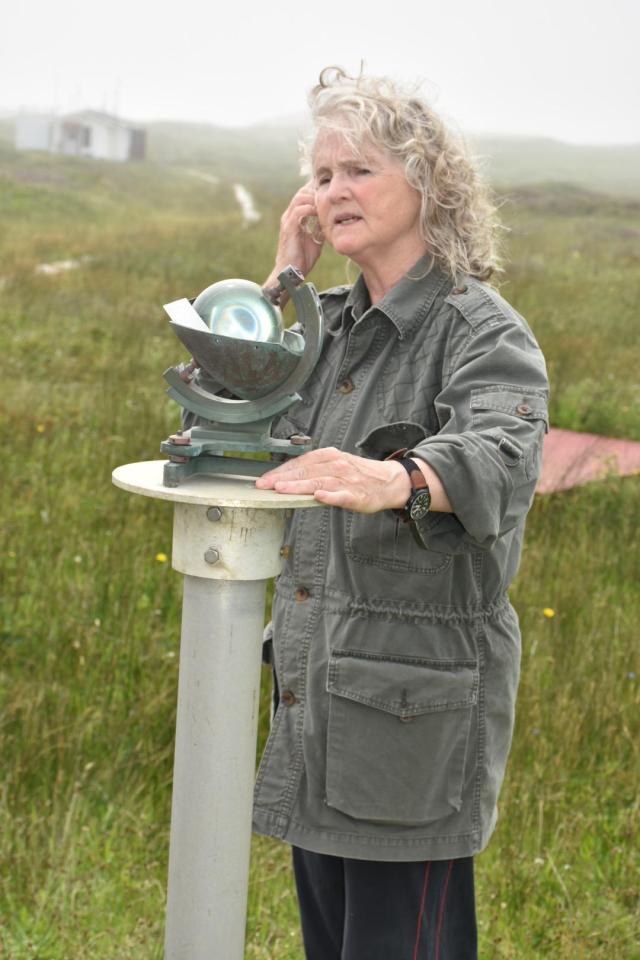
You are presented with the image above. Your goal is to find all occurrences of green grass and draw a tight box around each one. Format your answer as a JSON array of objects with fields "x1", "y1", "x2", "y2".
[{"x1": 0, "y1": 157, "x2": 638, "y2": 957}]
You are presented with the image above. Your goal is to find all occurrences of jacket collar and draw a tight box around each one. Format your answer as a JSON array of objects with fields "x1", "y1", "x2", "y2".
[{"x1": 342, "y1": 255, "x2": 453, "y2": 340}]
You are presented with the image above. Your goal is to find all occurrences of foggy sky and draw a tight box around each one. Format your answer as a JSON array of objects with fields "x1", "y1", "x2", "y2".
[{"x1": 2, "y1": 0, "x2": 638, "y2": 144}]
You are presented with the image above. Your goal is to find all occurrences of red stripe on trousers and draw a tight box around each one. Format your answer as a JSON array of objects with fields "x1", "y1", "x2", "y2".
[
  {"x1": 412, "y1": 861, "x2": 431, "y2": 960},
  {"x1": 435, "y1": 859, "x2": 454, "y2": 960}
]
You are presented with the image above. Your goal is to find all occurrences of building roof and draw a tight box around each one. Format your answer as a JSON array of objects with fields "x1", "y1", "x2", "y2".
[{"x1": 62, "y1": 109, "x2": 144, "y2": 132}]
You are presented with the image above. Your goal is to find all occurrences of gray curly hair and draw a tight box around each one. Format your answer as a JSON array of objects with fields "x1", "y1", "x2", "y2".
[{"x1": 302, "y1": 67, "x2": 502, "y2": 282}]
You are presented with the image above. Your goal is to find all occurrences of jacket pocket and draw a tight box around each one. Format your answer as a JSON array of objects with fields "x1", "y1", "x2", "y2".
[
  {"x1": 469, "y1": 386, "x2": 548, "y2": 428},
  {"x1": 356, "y1": 420, "x2": 432, "y2": 459},
  {"x1": 347, "y1": 421, "x2": 453, "y2": 573},
  {"x1": 325, "y1": 650, "x2": 478, "y2": 824},
  {"x1": 345, "y1": 510, "x2": 453, "y2": 573},
  {"x1": 470, "y1": 385, "x2": 548, "y2": 482}
]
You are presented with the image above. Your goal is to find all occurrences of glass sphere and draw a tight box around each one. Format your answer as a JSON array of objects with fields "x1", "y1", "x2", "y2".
[{"x1": 193, "y1": 279, "x2": 283, "y2": 343}]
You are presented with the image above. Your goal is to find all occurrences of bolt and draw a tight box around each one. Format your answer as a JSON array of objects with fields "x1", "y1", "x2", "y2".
[
  {"x1": 207, "y1": 506, "x2": 223, "y2": 522},
  {"x1": 282, "y1": 264, "x2": 305, "y2": 287},
  {"x1": 204, "y1": 548, "x2": 220, "y2": 565}
]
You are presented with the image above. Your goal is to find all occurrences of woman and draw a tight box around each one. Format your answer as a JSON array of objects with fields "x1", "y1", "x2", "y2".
[{"x1": 254, "y1": 67, "x2": 548, "y2": 960}]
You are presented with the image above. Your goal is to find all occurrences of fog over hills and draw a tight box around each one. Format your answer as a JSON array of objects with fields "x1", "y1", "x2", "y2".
[{"x1": 1, "y1": 112, "x2": 639, "y2": 197}]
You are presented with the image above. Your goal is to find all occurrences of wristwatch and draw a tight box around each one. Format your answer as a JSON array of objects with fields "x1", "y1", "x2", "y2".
[{"x1": 385, "y1": 448, "x2": 432, "y2": 522}]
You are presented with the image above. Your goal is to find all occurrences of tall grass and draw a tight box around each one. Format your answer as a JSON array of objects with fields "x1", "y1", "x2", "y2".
[{"x1": 0, "y1": 161, "x2": 638, "y2": 957}]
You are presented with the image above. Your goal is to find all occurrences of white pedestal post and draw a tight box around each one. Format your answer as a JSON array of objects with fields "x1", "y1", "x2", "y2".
[{"x1": 112, "y1": 461, "x2": 319, "y2": 960}]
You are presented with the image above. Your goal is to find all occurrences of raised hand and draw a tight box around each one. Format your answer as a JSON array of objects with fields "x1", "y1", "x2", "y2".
[{"x1": 264, "y1": 182, "x2": 324, "y2": 290}]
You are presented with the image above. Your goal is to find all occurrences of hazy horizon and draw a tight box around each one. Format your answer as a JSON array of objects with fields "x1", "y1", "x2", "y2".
[
  {"x1": 3, "y1": 108, "x2": 640, "y2": 151},
  {"x1": 3, "y1": 0, "x2": 637, "y2": 146}
]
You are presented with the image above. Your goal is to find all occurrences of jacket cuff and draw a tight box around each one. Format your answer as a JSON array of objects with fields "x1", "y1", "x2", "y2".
[{"x1": 409, "y1": 433, "x2": 536, "y2": 552}]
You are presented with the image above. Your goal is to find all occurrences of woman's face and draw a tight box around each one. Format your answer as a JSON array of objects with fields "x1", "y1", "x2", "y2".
[{"x1": 312, "y1": 130, "x2": 424, "y2": 271}]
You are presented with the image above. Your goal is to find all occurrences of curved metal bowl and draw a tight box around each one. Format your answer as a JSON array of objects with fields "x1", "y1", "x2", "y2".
[
  {"x1": 193, "y1": 279, "x2": 283, "y2": 344},
  {"x1": 173, "y1": 325, "x2": 304, "y2": 400}
]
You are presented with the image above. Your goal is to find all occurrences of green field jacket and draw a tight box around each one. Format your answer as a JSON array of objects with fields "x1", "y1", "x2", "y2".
[{"x1": 252, "y1": 259, "x2": 549, "y2": 860}]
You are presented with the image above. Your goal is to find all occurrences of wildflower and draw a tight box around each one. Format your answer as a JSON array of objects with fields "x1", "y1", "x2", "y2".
[
  {"x1": 36, "y1": 423, "x2": 46, "y2": 433},
  {"x1": 74, "y1": 555, "x2": 82, "y2": 564},
  {"x1": 534, "y1": 857, "x2": 545, "y2": 866},
  {"x1": 156, "y1": 552, "x2": 168, "y2": 563},
  {"x1": 93, "y1": 618, "x2": 101, "y2": 628},
  {"x1": 543, "y1": 607, "x2": 555, "y2": 618}
]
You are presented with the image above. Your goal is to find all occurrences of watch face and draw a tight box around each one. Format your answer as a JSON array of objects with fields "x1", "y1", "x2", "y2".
[{"x1": 409, "y1": 489, "x2": 431, "y2": 520}]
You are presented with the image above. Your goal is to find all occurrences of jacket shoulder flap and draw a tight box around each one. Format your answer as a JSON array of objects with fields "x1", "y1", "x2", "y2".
[{"x1": 444, "y1": 278, "x2": 523, "y2": 334}]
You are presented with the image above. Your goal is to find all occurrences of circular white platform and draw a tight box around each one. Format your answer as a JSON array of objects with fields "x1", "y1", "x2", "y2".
[{"x1": 112, "y1": 460, "x2": 320, "y2": 509}]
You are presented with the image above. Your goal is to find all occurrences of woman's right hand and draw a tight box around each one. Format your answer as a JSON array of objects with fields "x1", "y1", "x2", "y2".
[{"x1": 266, "y1": 182, "x2": 324, "y2": 288}]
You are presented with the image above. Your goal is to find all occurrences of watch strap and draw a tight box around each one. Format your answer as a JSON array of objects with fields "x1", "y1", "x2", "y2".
[
  {"x1": 384, "y1": 448, "x2": 429, "y2": 520},
  {"x1": 394, "y1": 457, "x2": 428, "y2": 493}
]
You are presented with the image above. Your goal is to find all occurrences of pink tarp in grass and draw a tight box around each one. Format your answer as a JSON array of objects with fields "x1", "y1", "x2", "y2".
[{"x1": 536, "y1": 428, "x2": 640, "y2": 494}]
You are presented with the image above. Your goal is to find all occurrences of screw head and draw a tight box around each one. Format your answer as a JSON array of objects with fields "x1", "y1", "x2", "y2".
[
  {"x1": 207, "y1": 506, "x2": 223, "y2": 522},
  {"x1": 204, "y1": 548, "x2": 220, "y2": 565}
]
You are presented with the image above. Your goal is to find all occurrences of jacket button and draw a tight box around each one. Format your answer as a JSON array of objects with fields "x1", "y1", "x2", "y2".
[
  {"x1": 337, "y1": 378, "x2": 354, "y2": 394},
  {"x1": 451, "y1": 285, "x2": 468, "y2": 295},
  {"x1": 280, "y1": 545, "x2": 292, "y2": 559},
  {"x1": 516, "y1": 402, "x2": 532, "y2": 416},
  {"x1": 281, "y1": 690, "x2": 297, "y2": 706},
  {"x1": 295, "y1": 586, "x2": 310, "y2": 601}
]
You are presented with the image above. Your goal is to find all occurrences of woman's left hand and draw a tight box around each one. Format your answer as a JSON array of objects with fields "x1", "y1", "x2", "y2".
[{"x1": 255, "y1": 447, "x2": 411, "y2": 514}]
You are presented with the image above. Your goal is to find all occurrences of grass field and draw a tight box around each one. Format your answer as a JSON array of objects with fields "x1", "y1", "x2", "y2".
[{"x1": 0, "y1": 149, "x2": 639, "y2": 958}]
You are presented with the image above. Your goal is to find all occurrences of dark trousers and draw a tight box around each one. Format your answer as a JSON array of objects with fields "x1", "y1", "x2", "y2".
[{"x1": 292, "y1": 847, "x2": 477, "y2": 960}]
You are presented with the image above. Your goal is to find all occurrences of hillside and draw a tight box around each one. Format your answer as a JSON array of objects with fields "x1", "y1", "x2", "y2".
[
  {"x1": 472, "y1": 135, "x2": 640, "y2": 198},
  {"x1": 145, "y1": 123, "x2": 640, "y2": 197},
  {"x1": 2, "y1": 113, "x2": 639, "y2": 196},
  {"x1": 1, "y1": 144, "x2": 638, "y2": 957}
]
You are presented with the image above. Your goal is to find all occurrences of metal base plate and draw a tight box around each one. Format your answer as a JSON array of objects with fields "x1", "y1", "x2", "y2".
[
  {"x1": 161, "y1": 449, "x2": 310, "y2": 487},
  {"x1": 164, "y1": 455, "x2": 268, "y2": 487},
  {"x1": 160, "y1": 424, "x2": 312, "y2": 487}
]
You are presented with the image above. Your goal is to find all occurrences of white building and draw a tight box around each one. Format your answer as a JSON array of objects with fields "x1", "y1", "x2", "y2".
[{"x1": 15, "y1": 110, "x2": 146, "y2": 162}]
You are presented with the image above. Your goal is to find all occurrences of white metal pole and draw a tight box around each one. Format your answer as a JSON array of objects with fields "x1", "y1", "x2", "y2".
[
  {"x1": 164, "y1": 574, "x2": 267, "y2": 960},
  {"x1": 111, "y1": 462, "x2": 319, "y2": 960}
]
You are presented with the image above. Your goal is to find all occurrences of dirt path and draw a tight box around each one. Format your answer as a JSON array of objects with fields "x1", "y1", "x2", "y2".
[
  {"x1": 233, "y1": 184, "x2": 261, "y2": 226},
  {"x1": 185, "y1": 170, "x2": 220, "y2": 186}
]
